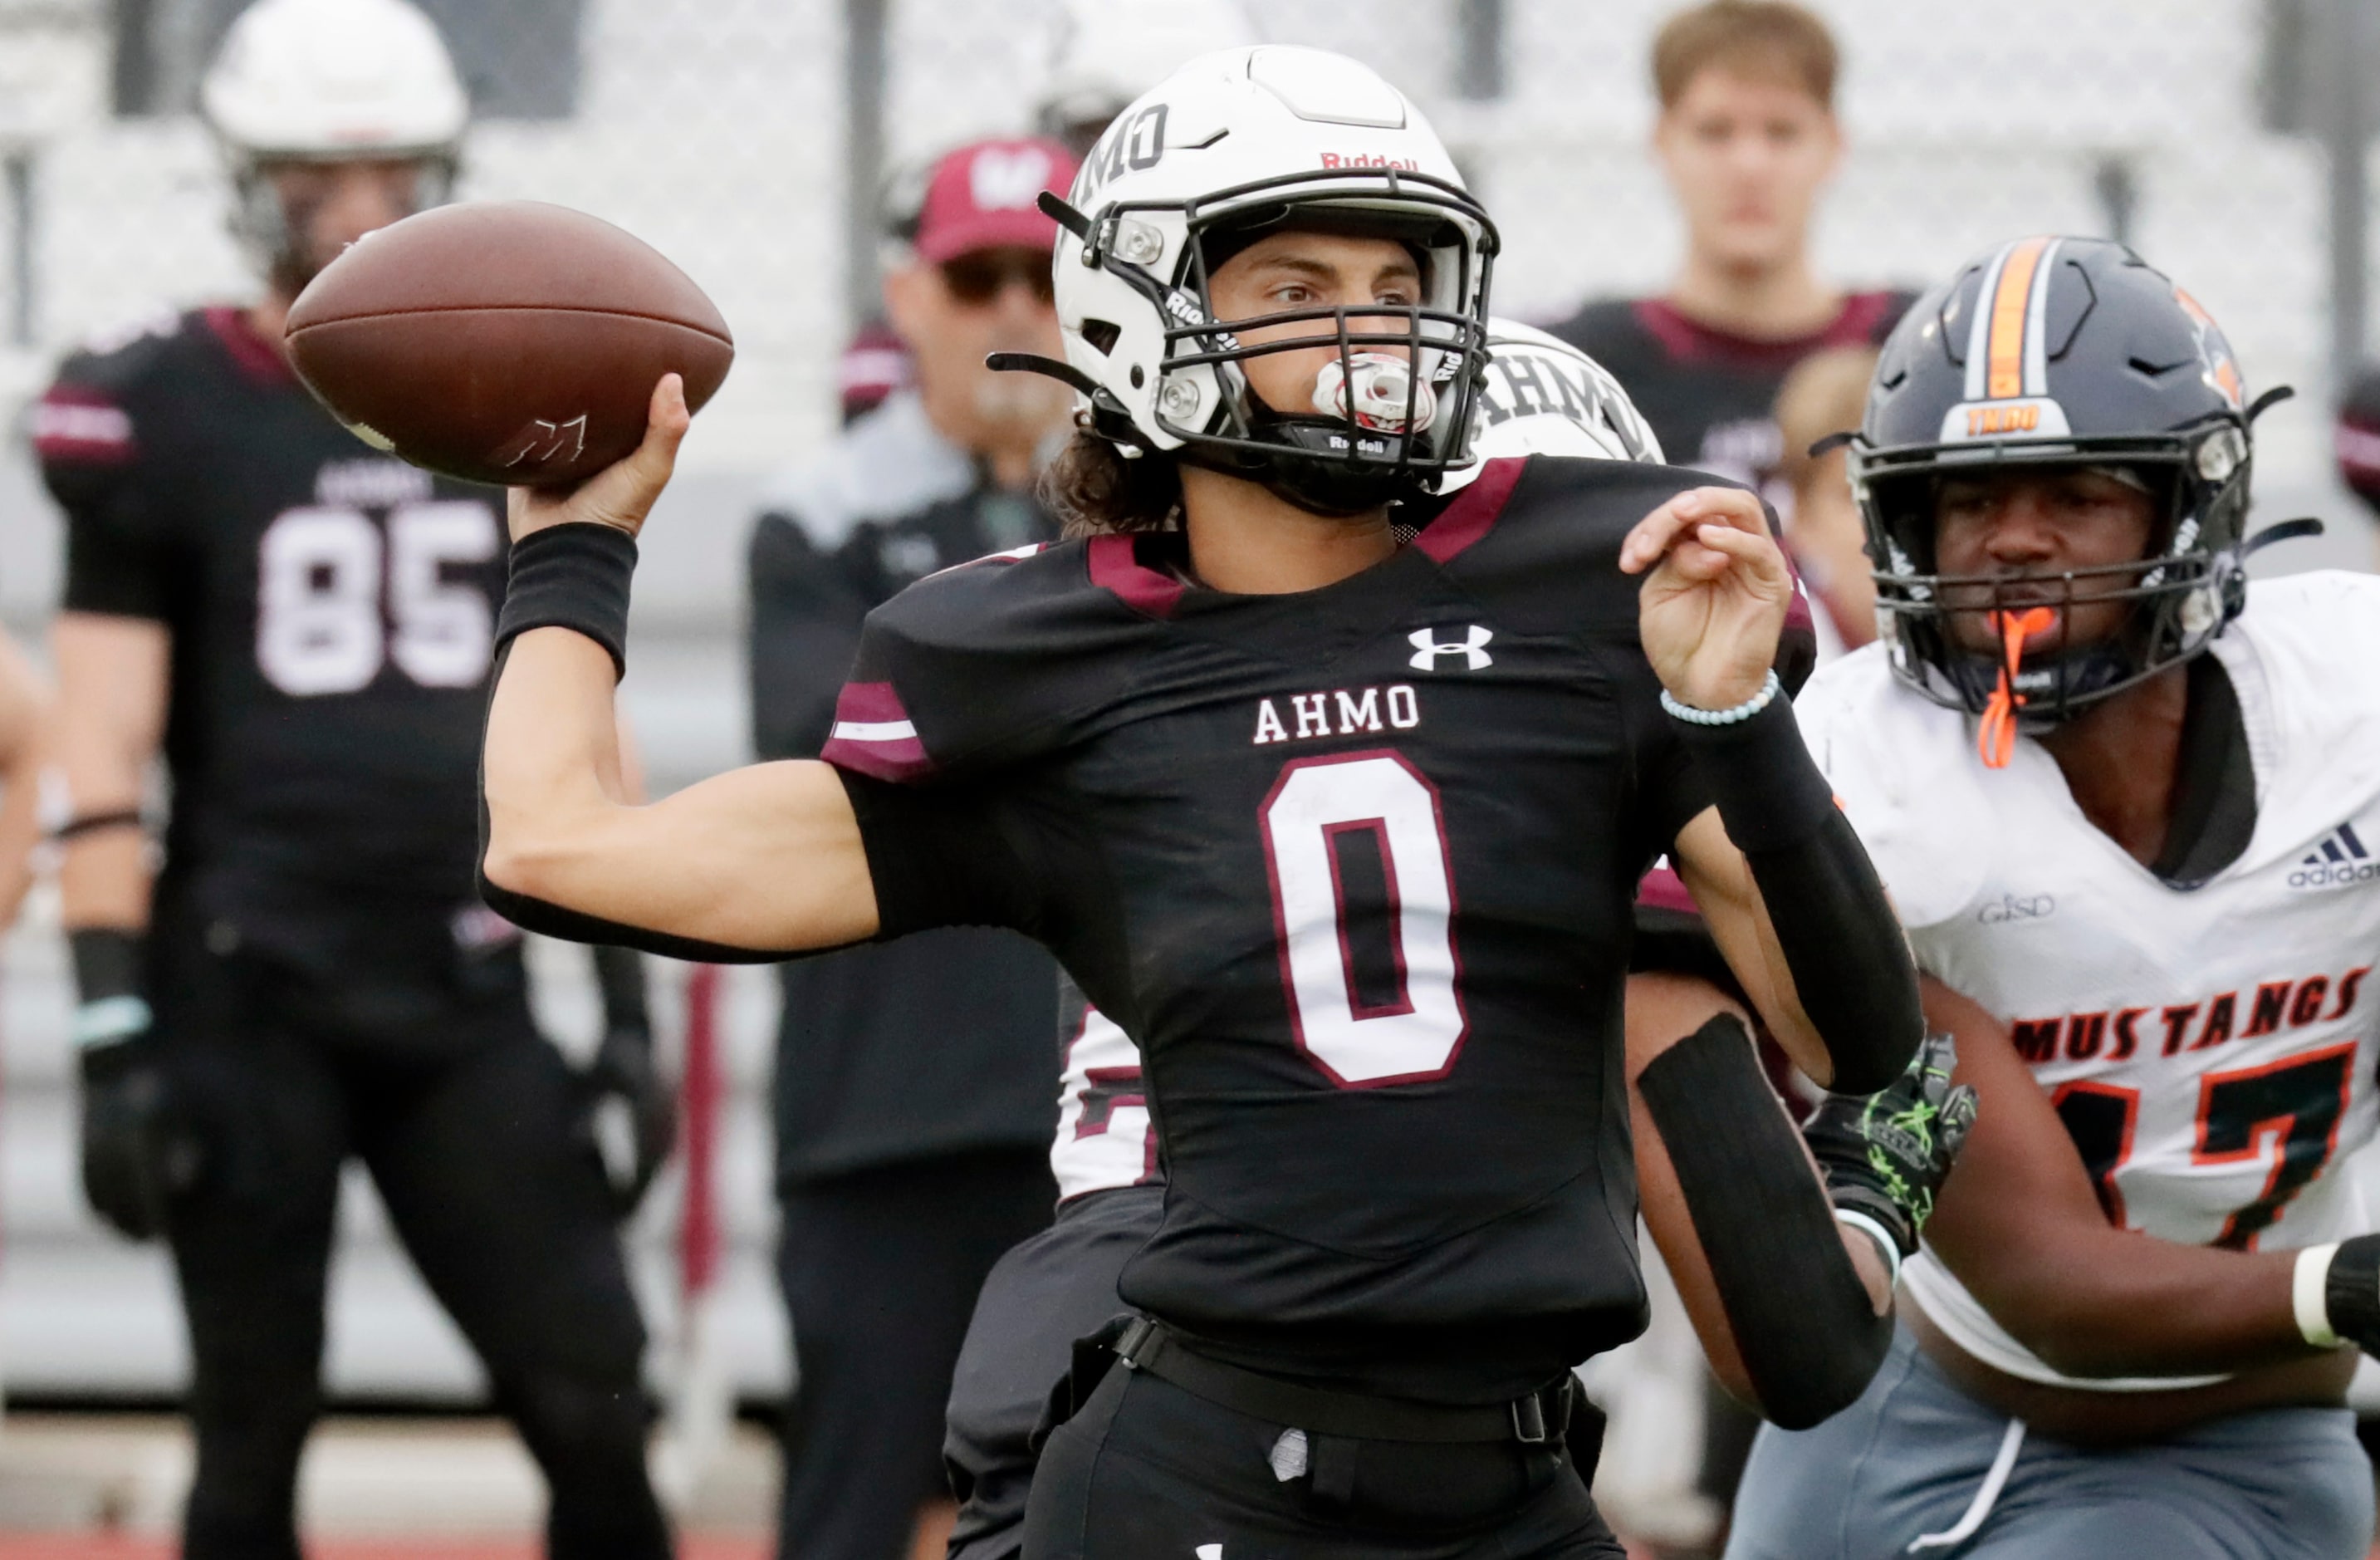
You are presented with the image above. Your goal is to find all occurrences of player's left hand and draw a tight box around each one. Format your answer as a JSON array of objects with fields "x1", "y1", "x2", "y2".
[
  {"x1": 1804, "y1": 1030, "x2": 1979, "y2": 1258},
  {"x1": 1618, "y1": 485, "x2": 1794, "y2": 712},
  {"x1": 575, "y1": 1025, "x2": 678, "y2": 1219}
]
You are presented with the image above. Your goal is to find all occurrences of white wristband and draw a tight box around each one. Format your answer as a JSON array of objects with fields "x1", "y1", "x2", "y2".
[
  {"x1": 1834, "y1": 1207, "x2": 1903, "y2": 1292},
  {"x1": 2294, "y1": 1242, "x2": 2342, "y2": 1348},
  {"x1": 1660, "y1": 670, "x2": 1782, "y2": 727}
]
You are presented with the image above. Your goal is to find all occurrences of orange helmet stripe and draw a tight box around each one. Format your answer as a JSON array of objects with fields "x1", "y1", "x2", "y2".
[{"x1": 1985, "y1": 236, "x2": 2050, "y2": 400}]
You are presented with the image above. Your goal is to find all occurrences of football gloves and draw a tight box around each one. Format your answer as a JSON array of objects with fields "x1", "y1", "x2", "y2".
[
  {"x1": 577, "y1": 1024, "x2": 677, "y2": 1219},
  {"x1": 70, "y1": 929, "x2": 200, "y2": 1240},
  {"x1": 2311, "y1": 1236, "x2": 2380, "y2": 1354},
  {"x1": 1803, "y1": 1030, "x2": 1978, "y2": 1260}
]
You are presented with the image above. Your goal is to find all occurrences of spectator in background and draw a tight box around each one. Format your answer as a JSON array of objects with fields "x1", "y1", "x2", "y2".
[
  {"x1": 1549, "y1": 0, "x2": 1911, "y2": 513},
  {"x1": 2336, "y1": 367, "x2": 2380, "y2": 518},
  {"x1": 1771, "y1": 345, "x2": 1880, "y2": 657},
  {"x1": 745, "y1": 135, "x2": 1080, "y2": 1560}
]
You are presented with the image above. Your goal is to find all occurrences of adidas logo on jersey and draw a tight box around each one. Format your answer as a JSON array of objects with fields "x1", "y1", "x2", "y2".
[
  {"x1": 2290, "y1": 822, "x2": 2379, "y2": 889},
  {"x1": 1408, "y1": 625, "x2": 1493, "y2": 671}
]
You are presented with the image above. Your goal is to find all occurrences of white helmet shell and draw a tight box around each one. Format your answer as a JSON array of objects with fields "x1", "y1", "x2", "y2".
[
  {"x1": 1050, "y1": 45, "x2": 1497, "y2": 513},
  {"x1": 1453, "y1": 318, "x2": 1664, "y2": 486},
  {"x1": 201, "y1": 0, "x2": 468, "y2": 161}
]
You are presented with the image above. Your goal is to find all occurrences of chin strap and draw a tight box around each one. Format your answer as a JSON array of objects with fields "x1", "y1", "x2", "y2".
[{"x1": 1976, "y1": 606, "x2": 2057, "y2": 770}]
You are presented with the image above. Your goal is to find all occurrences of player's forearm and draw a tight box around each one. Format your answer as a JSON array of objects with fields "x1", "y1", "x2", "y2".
[
  {"x1": 1947, "y1": 1226, "x2": 2310, "y2": 1378},
  {"x1": 1634, "y1": 1009, "x2": 1893, "y2": 1429},
  {"x1": 1676, "y1": 778, "x2": 1922, "y2": 1095}
]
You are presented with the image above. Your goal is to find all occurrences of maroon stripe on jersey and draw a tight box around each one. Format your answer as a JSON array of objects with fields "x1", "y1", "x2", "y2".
[
  {"x1": 819, "y1": 679, "x2": 934, "y2": 781},
  {"x1": 1413, "y1": 457, "x2": 1525, "y2": 562},
  {"x1": 31, "y1": 385, "x2": 135, "y2": 464},
  {"x1": 1088, "y1": 533, "x2": 1187, "y2": 619},
  {"x1": 1633, "y1": 290, "x2": 1902, "y2": 370},
  {"x1": 1634, "y1": 862, "x2": 1697, "y2": 915},
  {"x1": 203, "y1": 305, "x2": 297, "y2": 386}
]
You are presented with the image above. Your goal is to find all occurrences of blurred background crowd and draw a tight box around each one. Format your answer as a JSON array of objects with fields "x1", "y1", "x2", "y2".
[{"x1": 1, "y1": 1, "x2": 2379, "y2": 1557}]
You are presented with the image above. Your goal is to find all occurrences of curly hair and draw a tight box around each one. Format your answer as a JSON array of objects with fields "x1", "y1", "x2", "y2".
[{"x1": 1042, "y1": 429, "x2": 1183, "y2": 538}]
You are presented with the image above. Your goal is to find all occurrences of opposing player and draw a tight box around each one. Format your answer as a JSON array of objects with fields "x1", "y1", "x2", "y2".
[
  {"x1": 1729, "y1": 238, "x2": 2379, "y2": 1559},
  {"x1": 38, "y1": 3, "x2": 669, "y2": 1556},
  {"x1": 479, "y1": 47, "x2": 1925, "y2": 1555}
]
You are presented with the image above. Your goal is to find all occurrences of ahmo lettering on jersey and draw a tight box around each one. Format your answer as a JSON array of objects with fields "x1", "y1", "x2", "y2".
[
  {"x1": 2008, "y1": 964, "x2": 2370, "y2": 1065},
  {"x1": 1252, "y1": 684, "x2": 1421, "y2": 745}
]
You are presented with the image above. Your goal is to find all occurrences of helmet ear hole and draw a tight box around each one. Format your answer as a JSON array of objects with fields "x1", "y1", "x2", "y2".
[{"x1": 1082, "y1": 319, "x2": 1122, "y2": 356}]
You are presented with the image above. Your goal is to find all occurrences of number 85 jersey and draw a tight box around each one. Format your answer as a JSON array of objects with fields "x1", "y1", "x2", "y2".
[
  {"x1": 37, "y1": 307, "x2": 505, "y2": 912},
  {"x1": 1796, "y1": 571, "x2": 2380, "y2": 1391},
  {"x1": 825, "y1": 456, "x2": 1729, "y2": 1402}
]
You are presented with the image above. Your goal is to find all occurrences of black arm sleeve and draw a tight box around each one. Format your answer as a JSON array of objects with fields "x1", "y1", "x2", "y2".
[
  {"x1": 1677, "y1": 697, "x2": 1924, "y2": 1096},
  {"x1": 1638, "y1": 1013, "x2": 1891, "y2": 1429}
]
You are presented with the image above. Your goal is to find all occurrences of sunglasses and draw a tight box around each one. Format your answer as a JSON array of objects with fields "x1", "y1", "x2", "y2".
[{"x1": 940, "y1": 250, "x2": 1055, "y2": 307}]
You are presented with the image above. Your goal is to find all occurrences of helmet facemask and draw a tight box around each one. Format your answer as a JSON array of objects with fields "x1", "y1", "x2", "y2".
[
  {"x1": 1857, "y1": 422, "x2": 2252, "y2": 743},
  {"x1": 230, "y1": 150, "x2": 459, "y2": 297},
  {"x1": 1154, "y1": 183, "x2": 1492, "y2": 515}
]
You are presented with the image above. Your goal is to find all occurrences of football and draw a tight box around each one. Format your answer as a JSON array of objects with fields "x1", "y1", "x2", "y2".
[{"x1": 284, "y1": 200, "x2": 733, "y2": 487}]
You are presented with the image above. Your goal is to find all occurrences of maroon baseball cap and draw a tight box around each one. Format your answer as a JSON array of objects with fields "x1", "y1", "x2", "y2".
[{"x1": 913, "y1": 137, "x2": 1080, "y2": 264}]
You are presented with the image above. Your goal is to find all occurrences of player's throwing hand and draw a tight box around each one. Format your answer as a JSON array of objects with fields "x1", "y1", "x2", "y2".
[
  {"x1": 506, "y1": 374, "x2": 691, "y2": 545},
  {"x1": 1619, "y1": 485, "x2": 1795, "y2": 712}
]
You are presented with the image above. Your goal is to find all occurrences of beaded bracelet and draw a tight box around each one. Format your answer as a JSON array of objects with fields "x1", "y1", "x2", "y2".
[{"x1": 1660, "y1": 670, "x2": 1782, "y2": 727}]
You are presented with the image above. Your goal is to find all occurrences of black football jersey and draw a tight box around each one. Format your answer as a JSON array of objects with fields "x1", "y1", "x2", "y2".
[
  {"x1": 825, "y1": 456, "x2": 1729, "y2": 1402},
  {"x1": 1547, "y1": 291, "x2": 1913, "y2": 500},
  {"x1": 37, "y1": 307, "x2": 507, "y2": 944}
]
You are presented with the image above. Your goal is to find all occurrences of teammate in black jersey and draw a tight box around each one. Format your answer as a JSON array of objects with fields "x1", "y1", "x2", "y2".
[
  {"x1": 1545, "y1": 2, "x2": 1909, "y2": 528},
  {"x1": 40, "y1": 4, "x2": 668, "y2": 1558},
  {"x1": 480, "y1": 47, "x2": 1924, "y2": 1558}
]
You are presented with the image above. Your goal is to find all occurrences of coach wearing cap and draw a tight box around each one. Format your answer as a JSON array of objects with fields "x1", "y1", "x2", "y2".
[{"x1": 746, "y1": 135, "x2": 1079, "y2": 1560}]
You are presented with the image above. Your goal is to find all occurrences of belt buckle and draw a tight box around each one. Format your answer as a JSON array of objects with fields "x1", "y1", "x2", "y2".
[
  {"x1": 1114, "y1": 1317, "x2": 1158, "y2": 1370},
  {"x1": 1510, "y1": 1390, "x2": 1549, "y2": 1444}
]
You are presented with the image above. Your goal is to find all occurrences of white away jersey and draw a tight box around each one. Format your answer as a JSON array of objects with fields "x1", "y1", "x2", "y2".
[
  {"x1": 1052, "y1": 1003, "x2": 1158, "y2": 1203},
  {"x1": 1798, "y1": 572, "x2": 2380, "y2": 1391}
]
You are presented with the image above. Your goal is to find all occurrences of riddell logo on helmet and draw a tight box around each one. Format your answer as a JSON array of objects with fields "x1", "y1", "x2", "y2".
[{"x1": 1319, "y1": 152, "x2": 1420, "y2": 170}]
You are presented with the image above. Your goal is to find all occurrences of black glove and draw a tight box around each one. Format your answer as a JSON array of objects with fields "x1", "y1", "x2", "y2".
[
  {"x1": 1802, "y1": 1030, "x2": 1978, "y2": 1259},
  {"x1": 71, "y1": 930, "x2": 198, "y2": 1240},
  {"x1": 578, "y1": 1024, "x2": 677, "y2": 1219}
]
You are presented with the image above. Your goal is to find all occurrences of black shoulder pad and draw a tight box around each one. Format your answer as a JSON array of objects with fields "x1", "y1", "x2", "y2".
[{"x1": 820, "y1": 540, "x2": 1147, "y2": 785}]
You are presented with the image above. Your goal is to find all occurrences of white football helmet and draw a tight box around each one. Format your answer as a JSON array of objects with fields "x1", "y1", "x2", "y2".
[
  {"x1": 200, "y1": 0, "x2": 468, "y2": 277},
  {"x1": 1036, "y1": 0, "x2": 1261, "y2": 154},
  {"x1": 1459, "y1": 319, "x2": 1663, "y2": 482},
  {"x1": 1032, "y1": 46, "x2": 1498, "y2": 516}
]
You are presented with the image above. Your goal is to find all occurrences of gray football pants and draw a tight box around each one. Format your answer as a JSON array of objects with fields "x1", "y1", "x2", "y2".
[{"x1": 1726, "y1": 1325, "x2": 2372, "y2": 1560}]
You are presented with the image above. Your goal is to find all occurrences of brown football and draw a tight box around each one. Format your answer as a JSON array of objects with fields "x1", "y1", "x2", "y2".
[{"x1": 285, "y1": 201, "x2": 733, "y2": 487}]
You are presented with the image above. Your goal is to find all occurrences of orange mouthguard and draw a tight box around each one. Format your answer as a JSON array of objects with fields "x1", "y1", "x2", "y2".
[{"x1": 1976, "y1": 606, "x2": 2058, "y2": 769}]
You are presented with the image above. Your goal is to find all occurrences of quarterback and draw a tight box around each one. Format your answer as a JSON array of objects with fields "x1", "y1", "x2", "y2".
[
  {"x1": 1730, "y1": 238, "x2": 2379, "y2": 1559},
  {"x1": 480, "y1": 48, "x2": 1924, "y2": 1555}
]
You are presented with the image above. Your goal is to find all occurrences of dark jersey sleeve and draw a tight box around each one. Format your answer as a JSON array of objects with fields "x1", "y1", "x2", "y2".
[
  {"x1": 37, "y1": 334, "x2": 179, "y2": 621},
  {"x1": 817, "y1": 542, "x2": 1142, "y2": 940}
]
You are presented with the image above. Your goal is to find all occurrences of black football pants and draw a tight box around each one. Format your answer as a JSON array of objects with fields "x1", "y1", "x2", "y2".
[
  {"x1": 944, "y1": 1184, "x2": 1163, "y2": 1560},
  {"x1": 1022, "y1": 1364, "x2": 1625, "y2": 1560},
  {"x1": 153, "y1": 935, "x2": 668, "y2": 1560},
  {"x1": 776, "y1": 1148, "x2": 1055, "y2": 1560}
]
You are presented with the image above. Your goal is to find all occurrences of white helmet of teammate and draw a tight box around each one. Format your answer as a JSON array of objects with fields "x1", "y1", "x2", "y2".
[
  {"x1": 1041, "y1": 46, "x2": 1497, "y2": 516},
  {"x1": 200, "y1": 0, "x2": 468, "y2": 277},
  {"x1": 1036, "y1": 0, "x2": 1260, "y2": 154},
  {"x1": 1456, "y1": 319, "x2": 1663, "y2": 486}
]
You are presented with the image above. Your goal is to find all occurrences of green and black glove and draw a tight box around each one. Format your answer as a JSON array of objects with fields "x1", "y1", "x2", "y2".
[{"x1": 1802, "y1": 1030, "x2": 1978, "y2": 1276}]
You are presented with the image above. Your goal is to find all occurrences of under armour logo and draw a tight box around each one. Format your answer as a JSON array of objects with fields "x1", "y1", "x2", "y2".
[{"x1": 1408, "y1": 625, "x2": 1493, "y2": 671}]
